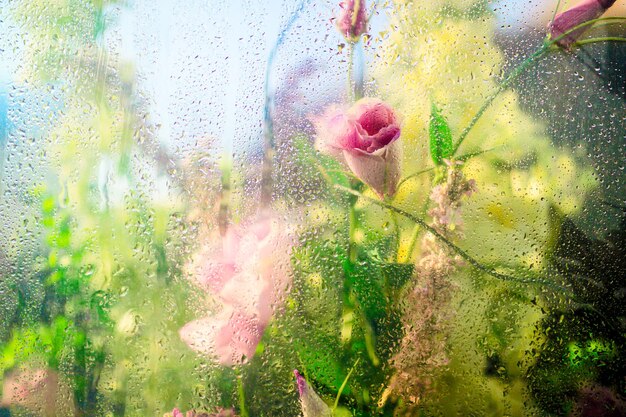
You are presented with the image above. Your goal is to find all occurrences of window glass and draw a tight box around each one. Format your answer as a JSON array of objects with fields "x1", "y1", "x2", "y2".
[{"x1": 0, "y1": 1, "x2": 624, "y2": 416}]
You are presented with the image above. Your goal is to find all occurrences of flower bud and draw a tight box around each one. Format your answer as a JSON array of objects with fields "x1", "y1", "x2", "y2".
[
  {"x1": 336, "y1": 0, "x2": 368, "y2": 42},
  {"x1": 549, "y1": 0, "x2": 617, "y2": 48},
  {"x1": 294, "y1": 370, "x2": 332, "y2": 417},
  {"x1": 314, "y1": 98, "x2": 402, "y2": 198}
]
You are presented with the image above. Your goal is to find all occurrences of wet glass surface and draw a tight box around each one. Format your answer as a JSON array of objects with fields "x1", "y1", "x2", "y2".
[{"x1": 0, "y1": 1, "x2": 624, "y2": 416}]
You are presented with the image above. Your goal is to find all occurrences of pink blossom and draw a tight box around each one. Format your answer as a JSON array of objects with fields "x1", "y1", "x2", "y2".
[
  {"x1": 336, "y1": 0, "x2": 368, "y2": 41},
  {"x1": 549, "y1": 0, "x2": 617, "y2": 48},
  {"x1": 429, "y1": 160, "x2": 477, "y2": 231},
  {"x1": 314, "y1": 98, "x2": 402, "y2": 198},
  {"x1": 179, "y1": 213, "x2": 294, "y2": 366},
  {"x1": 1, "y1": 368, "x2": 69, "y2": 416}
]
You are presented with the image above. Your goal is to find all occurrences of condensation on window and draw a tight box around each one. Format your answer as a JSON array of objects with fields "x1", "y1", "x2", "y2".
[{"x1": 0, "y1": 0, "x2": 624, "y2": 416}]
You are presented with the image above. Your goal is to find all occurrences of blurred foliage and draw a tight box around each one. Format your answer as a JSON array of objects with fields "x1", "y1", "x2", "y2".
[
  {"x1": 1, "y1": 1, "x2": 207, "y2": 416},
  {"x1": 526, "y1": 208, "x2": 626, "y2": 416},
  {"x1": 369, "y1": 0, "x2": 608, "y2": 415}
]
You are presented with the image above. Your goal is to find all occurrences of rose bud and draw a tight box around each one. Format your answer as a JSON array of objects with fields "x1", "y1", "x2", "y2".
[
  {"x1": 314, "y1": 98, "x2": 402, "y2": 199},
  {"x1": 336, "y1": 0, "x2": 368, "y2": 42},
  {"x1": 549, "y1": 0, "x2": 617, "y2": 48},
  {"x1": 294, "y1": 370, "x2": 332, "y2": 417}
]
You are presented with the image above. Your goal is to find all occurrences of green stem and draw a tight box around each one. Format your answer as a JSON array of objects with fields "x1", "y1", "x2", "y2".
[
  {"x1": 341, "y1": 41, "x2": 359, "y2": 347},
  {"x1": 237, "y1": 375, "x2": 249, "y2": 417},
  {"x1": 347, "y1": 42, "x2": 356, "y2": 103},
  {"x1": 73, "y1": 330, "x2": 87, "y2": 417},
  {"x1": 334, "y1": 184, "x2": 571, "y2": 293},
  {"x1": 396, "y1": 167, "x2": 434, "y2": 190},
  {"x1": 575, "y1": 37, "x2": 626, "y2": 45},
  {"x1": 457, "y1": 146, "x2": 499, "y2": 162},
  {"x1": 333, "y1": 358, "x2": 361, "y2": 410},
  {"x1": 400, "y1": 223, "x2": 421, "y2": 264},
  {"x1": 112, "y1": 369, "x2": 127, "y2": 417},
  {"x1": 218, "y1": 154, "x2": 231, "y2": 235},
  {"x1": 452, "y1": 44, "x2": 548, "y2": 156},
  {"x1": 549, "y1": 0, "x2": 562, "y2": 27},
  {"x1": 345, "y1": 41, "x2": 358, "y2": 261},
  {"x1": 341, "y1": 185, "x2": 358, "y2": 345},
  {"x1": 398, "y1": 197, "x2": 430, "y2": 263},
  {"x1": 348, "y1": 198, "x2": 358, "y2": 263},
  {"x1": 325, "y1": 168, "x2": 363, "y2": 182},
  {"x1": 395, "y1": 149, "x2": 496, "y2": 194},
  {"x1": 86, "y1": 349, "x2": 105, "y2": 415},
  {"x1": 363, "y1": 319, "x2": 380, "y2": 366},
  {"x1": 390, "y1": 209, "x2": 401, "y2": 257}
]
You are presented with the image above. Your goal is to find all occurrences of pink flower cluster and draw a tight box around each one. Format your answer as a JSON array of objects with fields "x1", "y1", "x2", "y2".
[
  {"x1": 179, "y1": 213, "x2": 294, "y2": 366},
  {"x1": 314, "y1": 98, "x2": 402, "y2": 198},
  {"x1": 390, "y1": 162, "x2": 476, "y2": 407},
  {"x1": 428, "y1": 160, "x2": 477, "y2": 232}
]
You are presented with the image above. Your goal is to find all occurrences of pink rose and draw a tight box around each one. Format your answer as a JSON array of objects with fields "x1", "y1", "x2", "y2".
[
  {"x1": 314, "y1": 98, "x2": 402, "y2": 198},
  {"x1": 549, "y1": 0, "x2": 617, "y2": 48},
  {"x1": 336, "y1": 0, "x2": 368, "y2": 41},
  {"x1": 179, "y1": 213, "x2": 294, "y2": 366}
]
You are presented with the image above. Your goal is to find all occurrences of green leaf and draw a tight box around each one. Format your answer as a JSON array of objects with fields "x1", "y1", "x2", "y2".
[
  {"x1": 429, "y1": 102, "x2": 453, "y2": 165},
  {"x1": 333, "y1": 406, "x2": 353, "y2": 417},
  {"x1": 296, "y1": 337, "x2": 346, "y2": 394},
  {"x1": 351, "y1": 262, "x2": 386, "y2": 321}
]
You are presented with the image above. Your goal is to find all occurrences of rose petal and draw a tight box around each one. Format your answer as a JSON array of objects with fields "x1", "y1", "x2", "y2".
[
  {"x1": 313, "y1": 106, "x2": 370, "y2": 154},
  {"x1": 367, "y1": 123, "x2": 401, "y2": 151},
  {"x1": 179, "y1": 308, "x2": 262, "y2": 366},
  {"x1": 352, "y1": 99, "x2": 397, "y2": 136},
  {"x1": 343, "y1": 140, "x2": 402, "y2": 198}
]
